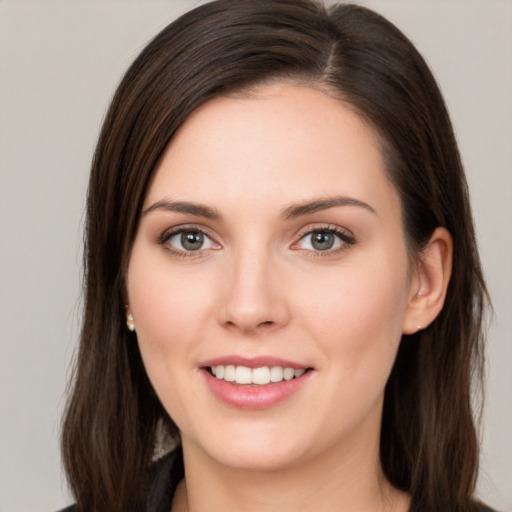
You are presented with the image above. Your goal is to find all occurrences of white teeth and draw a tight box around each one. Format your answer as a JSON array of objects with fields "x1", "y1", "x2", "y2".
[
  {"x1": 210, "y1": 365, "x2": 306, "y2": 385},
  {"x1": 283, "y1": 368, "x2": 295, "y2": 380},
  {"x1": 252, "y1": 367, "x2": 271, "y2": 385},
  {"x1": 235, "y1": 366, "x2": 252, "y2": 384},
  {"x1": 269, "y1": 366, "x2": 284, "y2": 382},
  {"x1": 224, "y1": 364, "x2": 235, "y2": 382}
]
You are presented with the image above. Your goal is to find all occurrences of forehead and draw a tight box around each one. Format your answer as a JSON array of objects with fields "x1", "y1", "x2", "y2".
[{"x1": 146, "y1": 83, "x2": 399, "y2": 217}]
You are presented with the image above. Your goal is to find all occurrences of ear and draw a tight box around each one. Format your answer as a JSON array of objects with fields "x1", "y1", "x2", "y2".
[{"x1": 402, "y1": 227, "x2": 453, "y2": 334}]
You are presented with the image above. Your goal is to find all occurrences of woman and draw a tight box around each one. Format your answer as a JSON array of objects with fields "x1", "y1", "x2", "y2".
[{"x1": 60, "y1": 1, "x2": 492, "y2": 511}]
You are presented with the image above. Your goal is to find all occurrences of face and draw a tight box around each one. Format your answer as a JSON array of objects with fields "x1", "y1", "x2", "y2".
[{"x1": 126, "y1": 84, "x2": 418, "y2": 472}]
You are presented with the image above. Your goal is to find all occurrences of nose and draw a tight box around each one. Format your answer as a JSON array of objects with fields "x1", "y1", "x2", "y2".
[{"x1": 217, "y1": 246, "x2": 290, "y2": 334}]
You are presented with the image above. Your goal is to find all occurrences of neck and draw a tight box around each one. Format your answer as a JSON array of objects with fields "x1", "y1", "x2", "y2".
[{"x1": 172, "y1": 432, "x2": 409, "y2": 512}]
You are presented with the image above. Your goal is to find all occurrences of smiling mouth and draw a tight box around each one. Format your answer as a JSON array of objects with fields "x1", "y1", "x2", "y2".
[{"x1": 207, "y1": 365, "x2": 310, "y2": 385}]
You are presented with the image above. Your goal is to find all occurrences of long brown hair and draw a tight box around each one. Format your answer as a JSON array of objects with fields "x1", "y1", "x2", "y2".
[{"x1": 61, "y1": 1, "x2": 489, "y2": 510}]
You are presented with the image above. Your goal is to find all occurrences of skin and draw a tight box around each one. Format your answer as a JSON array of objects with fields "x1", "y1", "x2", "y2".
[{"x1": 126, "y1": 83, "x2": 452, "y2": 512}]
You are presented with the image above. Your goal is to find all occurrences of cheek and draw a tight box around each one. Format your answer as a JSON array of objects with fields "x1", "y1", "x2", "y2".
[
  {"x1": 126, "y1": 254, "x2": 216, "y2": 425},
  {"x1": 297, "y1": 251, "x2": 410, "y2": 382},
  {"x1": 126, "y1": 255, "x2": 213, "y2": 420},
  {"x1": 128, "y1": 256, "x2": 215, "y2": 352},
  {"x1": 290, "y1": 258, "x2": 410, "y2": 441}
]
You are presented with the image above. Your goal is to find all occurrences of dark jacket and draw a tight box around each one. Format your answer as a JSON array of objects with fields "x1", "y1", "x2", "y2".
[{"x1": 58, "y1": 448, "x2": 498, "y2": 512}]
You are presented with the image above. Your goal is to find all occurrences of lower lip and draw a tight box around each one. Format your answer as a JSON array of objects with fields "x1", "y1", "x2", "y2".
[{"x1": 202, "y1": 370, "x2": 312, "y2": 410}]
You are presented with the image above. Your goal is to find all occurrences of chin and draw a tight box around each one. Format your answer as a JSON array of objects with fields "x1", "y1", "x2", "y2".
[
  {"x1": 184, "y1": 424, "x2": 314, "y2": 472},
  {"x1": 211, "y1": 445, "x2": 306, "y2": 472}
]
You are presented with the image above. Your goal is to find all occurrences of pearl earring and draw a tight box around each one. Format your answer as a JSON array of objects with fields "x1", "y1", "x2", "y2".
[{"x1": 126, "y1": 313, "x2": 135, "y2": 332}]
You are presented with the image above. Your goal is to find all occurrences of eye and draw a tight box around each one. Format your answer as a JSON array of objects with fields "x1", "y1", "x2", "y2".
[
  {"x1": 163, "y1": 228, "x2": 219, "y2": 253},
  {"x1": 293, "y1": 227, "x2": 355, "y2": 253}
]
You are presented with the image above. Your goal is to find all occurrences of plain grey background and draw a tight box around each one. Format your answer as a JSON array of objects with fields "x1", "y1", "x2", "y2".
[{"x1": 1, "y1": 1, "x2": 510, "y2": 511}]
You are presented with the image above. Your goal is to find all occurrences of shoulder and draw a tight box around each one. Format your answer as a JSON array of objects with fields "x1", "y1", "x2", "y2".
[{"x1": 56, "y1": 447, "x2": 184, "y2": 512}]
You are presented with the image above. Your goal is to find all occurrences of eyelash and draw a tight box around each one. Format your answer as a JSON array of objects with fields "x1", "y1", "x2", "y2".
[
  {"x1": 158, "y1": 223, "x2": 357, "y2": 258},
  {"x1": 292, "y1": 224, "x2": 357, "y2": 258},
  {"x1": 158, "y1": 225, "x2": 219, "y2": 258}
]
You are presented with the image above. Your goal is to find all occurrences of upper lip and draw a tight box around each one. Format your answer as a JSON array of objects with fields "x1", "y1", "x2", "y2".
[{"x1": 199, "y1": 355, "x2": 310, "y2": 370}]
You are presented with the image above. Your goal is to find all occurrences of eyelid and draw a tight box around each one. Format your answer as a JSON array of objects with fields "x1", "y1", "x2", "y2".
[
  {"x1": 291, "y1": 224, "x2": 356, "y2": 253},
  {"x1": 158, "y1": 224, "x2": 222, "y2": 255},
  {"x1": 293, "y1": 223, "x2": 355, "y2": 242},
  {"x1": 156, "y1": 222, "x2": 355, "y2": 257}
]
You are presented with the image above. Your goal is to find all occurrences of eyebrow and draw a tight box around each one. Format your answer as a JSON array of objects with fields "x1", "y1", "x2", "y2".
[
  {"x1": 143, "y1": 196, "x2": 376, "y2": 221},
  {"x1": 143, "y1": 199, "x2": 221, "y2": 220},
  {"x1": 282, "y1": 196, "x2": 376, "y2": 219}
]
